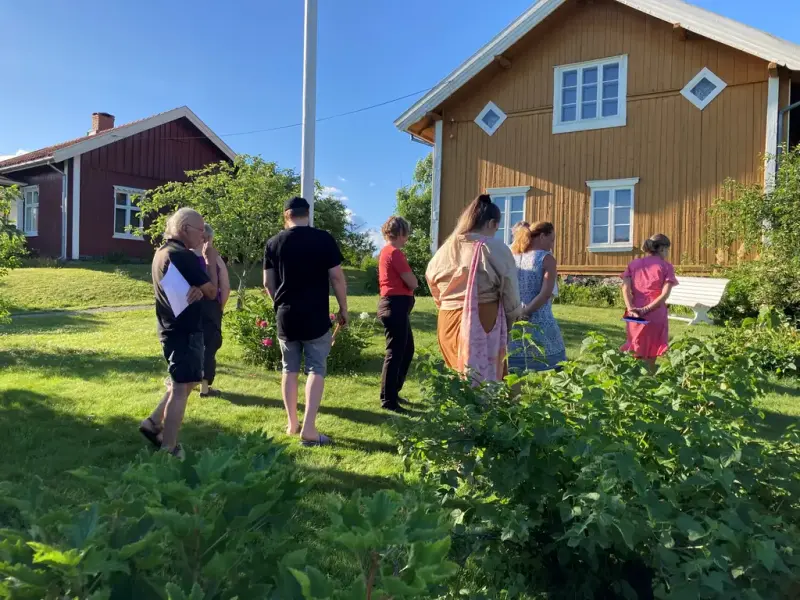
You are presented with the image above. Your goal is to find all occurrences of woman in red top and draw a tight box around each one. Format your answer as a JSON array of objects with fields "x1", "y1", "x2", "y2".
[{"x1": 377, "y1": 216, "x2": 418, "y2": 413}]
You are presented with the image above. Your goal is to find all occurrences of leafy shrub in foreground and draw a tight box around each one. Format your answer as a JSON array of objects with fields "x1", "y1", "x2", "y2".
[
  {"x1": 227, "y1": 292, "x2": 373, "y2": 374},
  {"x1": 0, "y1": 435, "x2": 457, "y2": 599},
  {"x1": 402, "y1": 335, "x2": 800, "y2": 599}
]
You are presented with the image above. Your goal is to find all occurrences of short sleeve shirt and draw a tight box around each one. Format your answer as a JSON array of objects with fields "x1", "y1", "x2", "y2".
[
  {"x1": 378, "y1": 245, "x2": 414, "y2": 297},
  {"x1": 152, "y1": 239, "x2": 210, "y2": 340},
  {"x1": 263, "y1": 226, "x2": 344, "y2": 342}
]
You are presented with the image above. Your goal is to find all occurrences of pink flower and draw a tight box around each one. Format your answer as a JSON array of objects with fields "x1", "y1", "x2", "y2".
[
  {"x1": 262, "y1": 338, "x2": 273, "y2": 347},
  {"x1": 330, "y1": 313, "x2": 336, "y2": 321},
  {"x1": 256, "y1": 319, "x2": 268, "y2": 328}
]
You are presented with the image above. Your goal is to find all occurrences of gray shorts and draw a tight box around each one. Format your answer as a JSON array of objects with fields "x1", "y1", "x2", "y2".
[{"x1": 278, "y1": 330, "x2": 333, "y2": 376}]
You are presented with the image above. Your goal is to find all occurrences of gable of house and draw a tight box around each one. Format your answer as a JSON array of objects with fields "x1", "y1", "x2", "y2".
[
  {"x1": 2, "y1": 107, "x2": 235, "y2": 260},
  {"x1": 400, "y1": 0, "x2": 798, "y2": 273}
]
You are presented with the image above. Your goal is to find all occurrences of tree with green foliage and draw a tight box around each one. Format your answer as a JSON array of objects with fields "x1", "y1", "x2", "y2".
[
  {"x1": 137, "y1": 155, "x2": 374, "y2": 304},
  {"x1": 0, "y1": 185, "x2": 27, "y2": 321},
  {"x1": 395, "y1": 153, "x2": 433, "y2": 295},
  {"x1": 710, "y1": 147, "x2": 800, "y2": 319}
]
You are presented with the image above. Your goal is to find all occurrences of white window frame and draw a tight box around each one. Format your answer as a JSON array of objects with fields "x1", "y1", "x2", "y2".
[
  {"x1": 475, "y1": 101, "x2": 508, "y2": 136},
  {"x1": 553, "y1": 55, "x2": 628, "y2": 134},
  {"x1": 681, "y1": 67, "x2": 727, "y2": 110},
  {"x1": 21, "y1": 185, "x2": 39, "y2": 237},
  {"x1": 586, "y1": 178, "x2": 639, "y2": 252},
  {"x1": 112, "y1": 185, "x2": 146, "y2": 241},
  {"x1": 487, "y1": 185, "x2": 530, "y2": 245}
]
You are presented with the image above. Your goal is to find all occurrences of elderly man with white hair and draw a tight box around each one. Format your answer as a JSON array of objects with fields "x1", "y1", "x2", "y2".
[{"x1": 139, "y1": 207, "x2": 219, "y2": 458}]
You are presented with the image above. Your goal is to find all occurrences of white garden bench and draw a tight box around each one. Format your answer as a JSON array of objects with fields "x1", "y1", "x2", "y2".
[{"x1": 667, "y1": 276, "x2": 729, "y2": 325}]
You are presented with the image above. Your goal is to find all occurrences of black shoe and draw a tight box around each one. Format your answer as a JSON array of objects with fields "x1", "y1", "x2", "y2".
[{"x1": 382, "y1": 404, "x2": 408, "y2": 415}]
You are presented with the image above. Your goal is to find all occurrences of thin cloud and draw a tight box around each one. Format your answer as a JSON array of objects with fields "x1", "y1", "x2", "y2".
[
  {"x1": 367, "y1": 228, "x2": 384, "y2": 252},
  {"x1": 321, "y1": 185, "x2": 349, "y2": 202},
  {"x1": 0, "y1": 149, "x2": 29, "y2": 161},
  {"x1": 337, "y1": 175, "x2": 347, "y2": 183}
]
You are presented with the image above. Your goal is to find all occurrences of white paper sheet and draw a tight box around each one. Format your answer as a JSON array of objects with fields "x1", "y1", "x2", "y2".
[{"x1": 162, "y1": 262, "x2": 191, "y2": 318}]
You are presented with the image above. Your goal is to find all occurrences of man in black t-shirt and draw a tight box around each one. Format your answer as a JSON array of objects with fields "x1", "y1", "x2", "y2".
[
  {"x1": 263, "y1": 197, "x2": 348, "y2": 447},
  {"x1": 139, "y1": 208, "x2": 219, "y2": 459}
]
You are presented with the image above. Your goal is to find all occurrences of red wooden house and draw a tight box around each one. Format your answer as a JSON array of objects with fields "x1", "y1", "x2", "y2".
[{"x1": 0, "y1": 106, "x2": 235, "y2": 259}]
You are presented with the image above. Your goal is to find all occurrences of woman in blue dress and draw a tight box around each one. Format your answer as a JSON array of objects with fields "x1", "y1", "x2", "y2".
[{"x1": 507, "y1": 221, "x2": 566, "y2": 373}]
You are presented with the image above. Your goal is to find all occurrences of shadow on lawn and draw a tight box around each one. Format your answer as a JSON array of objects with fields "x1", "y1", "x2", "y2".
[
  {"x1": 0, "y1": 347, "x2": 162, "y2": 379},
  {"x1": 1, "y1": 313, "x2": 105, "y2": 335},
  {"x1": 0, "y1": 388, "x2": 246, "y2": 488},
  {"x1": 758, "y1": 410, "x2": 800, "y2": 441},
  {"x1": 0, "y1": 387, "x2": 406, "y2": 491}
]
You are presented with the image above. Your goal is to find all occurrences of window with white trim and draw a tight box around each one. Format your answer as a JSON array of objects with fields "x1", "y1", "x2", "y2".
[
  {"x1": 487, "y1": 186, "x2": 529, "y2": 245},
  {"x1": 475, "y1": 101, "x2": 507, "y2": 136},
  {"x1": 22, "y1": 185, "x2": 39, "y2": 237},
  {"x1": 553, "y1": 55, "x2": 628, "y2": 134},
  {"x1": 587, "y1": 178, "x2": 639, "y2": 252},
  {"x1": 113, "y1": 186, "x2": 145, "y2": 240},
  {"x1": 681, "y1": 67, "x2": 727, "y2": 110}
]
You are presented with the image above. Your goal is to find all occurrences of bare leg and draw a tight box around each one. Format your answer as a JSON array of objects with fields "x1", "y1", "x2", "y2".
[
  {"x1": 282, "y1": 372, "x2": 300, "y2": 434},
  {"x1": 644, "y1": 358, "x2": 657, "y2": 373},
  {"x1": 148, "y1": 386, "x2": 171, "y2": 428},
  {"x1": 161, "y1": 382, "x2": 192, "y2": 450},
  {"x1": 201, "y1": 379, "x2": 210, "y2": 395},
  {"x1": 301, "y1": 374, "x2": 325, "y2": 440}
]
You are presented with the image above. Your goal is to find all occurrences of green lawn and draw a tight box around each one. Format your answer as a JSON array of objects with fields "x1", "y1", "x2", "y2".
[
  {"x1": 1, "y1": 264, "x2": 799, "y2": 569},
  {"x1": 1, "y1": 262, "x2": 153, "y2": 313}
]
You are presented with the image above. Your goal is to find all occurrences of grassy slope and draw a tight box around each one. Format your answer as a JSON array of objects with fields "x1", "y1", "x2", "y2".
[{"x1": 1, "y1": 263, "x2": 153, "y2": 312}]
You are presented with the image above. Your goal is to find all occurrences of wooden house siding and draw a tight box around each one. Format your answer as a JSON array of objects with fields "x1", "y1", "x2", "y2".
[
  {"x1": 436, "y1": 0, "x2": 775, "y2": 273},
  {"x1": 79, "y1": 117, "x2": 229, "y2": 258},
  {"x1": 10, "y1": 166, "x2": 64, "y2": 258}
]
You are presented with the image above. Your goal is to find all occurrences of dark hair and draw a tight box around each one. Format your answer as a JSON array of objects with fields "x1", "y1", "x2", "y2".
[
  {"x1": 284, "y1": 206, "x2": 310, "y2": 219},
  {"x1": 643, "y1": 233, "x2": 671, "y2": 255},
  {"x1": 455, "y1": 194, "x2": 502, "y2": 235},
  {"x1": 381, "y1": 215, "x2": 411, "y2": 240}
]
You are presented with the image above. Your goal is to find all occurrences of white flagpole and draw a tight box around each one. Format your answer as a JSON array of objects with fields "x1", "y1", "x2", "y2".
[{"x1": 300, "y1": 0, "x2": 318, "y2": 225}]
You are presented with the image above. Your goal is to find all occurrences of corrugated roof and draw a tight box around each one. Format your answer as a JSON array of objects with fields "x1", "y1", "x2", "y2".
[
  {"x1": 395, "y1": 0, "x2": 800, "y2": 133},
  {"x1": 0, "y1": 106, "x2": 236, "y2": 171}
]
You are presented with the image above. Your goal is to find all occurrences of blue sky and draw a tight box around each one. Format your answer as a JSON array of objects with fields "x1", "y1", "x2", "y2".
[{"x1": 1, "y1": 0, "x2": 798, "y2": 241}]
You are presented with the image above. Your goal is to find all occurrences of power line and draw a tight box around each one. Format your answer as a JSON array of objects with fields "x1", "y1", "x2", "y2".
[{"x1": 166, "y1": 87, "x2": 432, "y2": 141}]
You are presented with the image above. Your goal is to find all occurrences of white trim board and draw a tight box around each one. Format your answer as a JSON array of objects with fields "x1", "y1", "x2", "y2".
[
  {"x1": 0, "y1": 106, "x2": 236, "y2": 174},
  {"x1": 765, "y1": 75, "x2": 780, "y2": 192},
  {"x1": 71, "y1": 156, "x2": 81, "y2": 259},
  {"x1": 395, "y1": 0, "x2": 800, "y2": 133},
  {"x1": 486, "y1": 185, "x2": 531, "y2": 195},
  {"x1": 430, "y1": 120, "x2": 444, "y2": 252}
]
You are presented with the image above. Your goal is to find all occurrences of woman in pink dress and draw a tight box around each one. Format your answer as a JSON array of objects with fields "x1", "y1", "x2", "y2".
[{"x1": 621, "y1": 234, "x2": 678, "y2": 369}]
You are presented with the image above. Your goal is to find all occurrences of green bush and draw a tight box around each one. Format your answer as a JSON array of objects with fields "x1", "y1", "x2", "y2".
[
  {"x1": 401, "y1": 334, "x2": 800, "y2": 599},
  {"x1": 226, "y1": 292, "x2": 373, "y2": 374},
  {"x1": 712, "y1": 258, "x2": 800, "y2": 323},
  {"x1": 554, "y1": 281, "x2": 623, "y2": 308},
  {"x1": 0, "y1": 435, "x2": 458, "y2": 599},
  {"x1": 361, "y1": 255, "x2": 379, "y2": 294},
  {"x1": 712, "y1": 306, "x2": 800, "y2": 375}
]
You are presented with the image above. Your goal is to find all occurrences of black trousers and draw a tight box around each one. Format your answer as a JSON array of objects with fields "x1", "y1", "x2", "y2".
[
  {"x1": 378, "y1": 295, "x2": 415, "y2": 408},
  {"x1": 202, "y1": 303, "x2": 223, "y2": 385}
]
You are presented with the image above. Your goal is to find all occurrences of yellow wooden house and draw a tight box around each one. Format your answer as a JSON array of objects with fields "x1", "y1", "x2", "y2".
[{"x1": 395, "y1": 0, "x2": 800, "y2": 274}]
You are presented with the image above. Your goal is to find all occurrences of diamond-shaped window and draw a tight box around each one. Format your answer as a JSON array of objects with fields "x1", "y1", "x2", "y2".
[
  {"x1": 681, "y1": 68, "x2": 727, "y2": 110},
  {"x1": 475, "y1": 101, "x2": 507, "y2": 135}
]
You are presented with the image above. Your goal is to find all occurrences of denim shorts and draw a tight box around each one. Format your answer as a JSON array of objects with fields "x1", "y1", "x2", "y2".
[
  {"x1": 278, "y1": 330, "x2": 333, "y2": 376},
  {"x1": 161, "y1": 332, "x2": 204, "y2": 384}
]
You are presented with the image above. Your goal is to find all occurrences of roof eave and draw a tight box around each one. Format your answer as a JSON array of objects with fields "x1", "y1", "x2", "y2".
[{"x1": 0, "y1": 156, "x2": 55, "y2": 174}]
